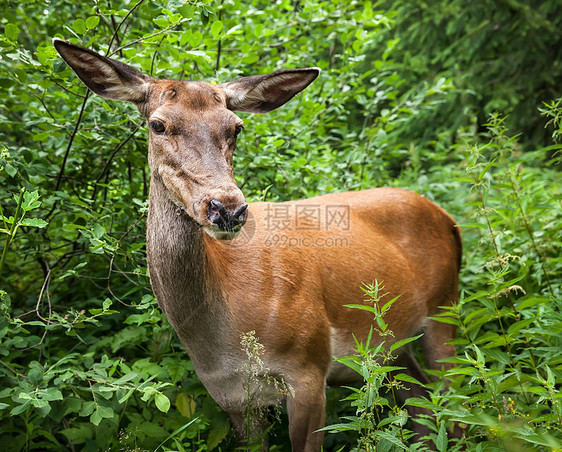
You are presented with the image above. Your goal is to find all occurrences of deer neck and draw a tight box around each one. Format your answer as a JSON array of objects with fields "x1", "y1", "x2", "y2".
[{"x1": 145, "y1": 176, "x2": 231, "y2": 351}]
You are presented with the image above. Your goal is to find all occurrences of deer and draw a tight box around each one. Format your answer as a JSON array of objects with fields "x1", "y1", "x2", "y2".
[{"x1": 53, "y1": 38, "x2": 462, "y2": 451}]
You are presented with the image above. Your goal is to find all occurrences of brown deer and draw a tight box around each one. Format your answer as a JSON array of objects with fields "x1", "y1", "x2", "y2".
[{"x1": 53, "y1": 38, "x2": 461, "y2": 451}]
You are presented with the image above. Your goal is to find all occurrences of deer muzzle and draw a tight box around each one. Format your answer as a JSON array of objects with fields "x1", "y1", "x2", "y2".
[{"x1": 205, "y1": 199, "x2": 248, "y2": 238}]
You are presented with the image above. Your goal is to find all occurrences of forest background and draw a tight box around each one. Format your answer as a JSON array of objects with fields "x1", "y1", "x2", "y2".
[{"x1": 0, "y1": 0, "x2": 561, "y2": 450}]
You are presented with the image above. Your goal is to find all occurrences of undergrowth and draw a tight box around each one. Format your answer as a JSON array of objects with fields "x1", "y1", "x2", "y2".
[
  {"x1": 0, "y1": 0, "x2": 560, "y2": 450},
  {"x1": 323, "y1": 115, "x2": 562, "y2": 451}
]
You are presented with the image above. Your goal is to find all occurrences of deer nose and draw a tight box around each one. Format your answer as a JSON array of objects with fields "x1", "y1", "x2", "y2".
[{"x1": 207, "y1": 199, "x2": 248, "y2": 232}]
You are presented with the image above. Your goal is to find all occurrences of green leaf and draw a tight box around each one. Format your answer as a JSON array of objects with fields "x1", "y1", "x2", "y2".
[
  {"x1": 85, "y1": 16, "x2": 100, "y2": 29},
  {"x1": 11, "y1": 400, "x2": 31, "y2": 416},
  {"x1": 211, "y1": 20, "x2": 223, "y2": 38},
  {"x1": 176, "y1": 393, "x2": 196, "y2": 418},
  {"x1": 4, "y1": 23, "x2": 20, "y2": 41},
  {"x1": 404, "y1": 397, "x2": 440, "y2": 410},
  {"x1": 31, "y1": 398, "x2": 50, "y2": 409},
  {"x1": 35, "y1": 400, "x2": 52, "y2": 417},
  {"x1": 178, "y1": 4, "x2": 194, "y2": 18},
  {"x1": 155, "y1": 393, "x2": 170, "y2": 413},
  {"x1": 4, "y1": 163, "x2": 17, "y2": 177},
  {"x1": 118, "y1": 388, "x2": 135, "y2": 404},
  {"x1": 28, "y1": 367, "x2": 43, "y2": 386},
  {"x1": 185, "y1": 50, "x2": 212, "y2": 64},
  {"x1": 390, "y1": 333, "x2": 424, "y2": 352},
  {"x1": 92, "y1": 223, "x2": 105, "y2": 239},
  {"x1": 435, "y1": 422, "x2": 447, "y2": 452},
  {"x1": 113, "y1": 371, "x2": 139, "y2": 386},
  {"x1": 60, "y1": 424, "x2": 93, "y2": 443},
  {"x1": 140, "y1": 421, "x2": 168, "y2": 438},
  {"x1": 153, "y1": 16, "x2": 169, "y2": 28},
  {"x1": 155, "y1": 419, "x2": 199, "y2": 451},
  {"x1": 516, "y1": 296, "x2": 549, "y2": 310},
  {"x1": 90, "y1": 409, "x2": 102, "y2": 426},
  {"x1": 42, "y1": 388, "x2": 63, "y2": 401},
  {"x1": 393, "y1": 373, "x2": 424, "y2": 386},
  {"x1": 102, "y1": 298, "x2": 112, "y2": 311},
  {"x1": 343, "y1": 303, "x2": 376, "y2": 313},
  {"x1": 22, "y1": 190, "x2": 41, "y2": 211},
  {"x1": 205, "y1": 416, "x2": 231, "y2": 449},
  {"x1": 97, "y1": 405, "x2": 114, "y2": 419},
  {"x1": 20, "y1": 218, "x2": 48, "y2": 228},
  {"x1": 241, "y1": 54, "x2": 259, "y2": 65},
  {"x1": 80, "y1": 401, "x2": 95, "y2": 417},
  {"x1": 507, "y1": 318, "x2": 535, "y2": 335},
  {"x1": 187, "y1": 30, "x2": 202, "y2": 47},
  {"x1": 478, "y1": 158, "x2": 497, "y2": 181},
  {"x1": 375, "y1": 430, "x2": 407, "y2": 449},
  {"x1": 73, "y1": 19, "x2": 86, "y2": 35},
  {"x1": 65, "y1": 398, "x2": 82, "y2": 413}
]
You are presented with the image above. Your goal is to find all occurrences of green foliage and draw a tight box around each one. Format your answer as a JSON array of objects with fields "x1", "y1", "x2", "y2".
[
  {"x1": 322, "y1": 282, "x2": 418, "y2": 451},
  {"x1": 0, "y1": 0, "x2": 560, "y2": 450},
  {"x1": 439, "y1": 116, "x2": 562, "y2": 450},
  {"x1": 361, "y1": 0, "x2": 562, "y2": 157}
]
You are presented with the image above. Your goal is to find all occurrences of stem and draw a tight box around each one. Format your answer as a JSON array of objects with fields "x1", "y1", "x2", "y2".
[
  {"x1": 215, "y1": 0, "x2": 224, "y2": 72},
  {"x1": 107, "y1": 0, "x2": 145, "y2": 54},
  {"x1": 55, "y1": 92, "x2": 90, "y2": 192},
  {"x1": 109, "y1": 20, "x2": 187, "y2": 56},
  {"x1": 470, "y1": 145, "x2": 540, "y2": 386},
  {"x1": 0, "y1": 197, "x2": 8, "y2": 231},
  {"x1": 0, "y1": 187, "x2": 25, "y2": 283},
  {"x1": 508, "y1": 172, "x2": 555, "y2": 297},
  {"x1": 90, "y1": 126, "x2": 140, "y2": 203}
]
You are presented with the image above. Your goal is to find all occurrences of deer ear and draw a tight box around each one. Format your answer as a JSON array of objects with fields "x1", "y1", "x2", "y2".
[
  {"x1": 221, "y1": 68, "x2": 320, "y2": 113},
  {"x1": 53, "y1": 38, "x2": 150, "y2": 103}
]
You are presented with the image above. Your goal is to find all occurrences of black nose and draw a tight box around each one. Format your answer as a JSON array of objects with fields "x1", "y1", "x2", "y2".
[{"x1": 207, "y1": 200, "x2": 248, "y2": 232}]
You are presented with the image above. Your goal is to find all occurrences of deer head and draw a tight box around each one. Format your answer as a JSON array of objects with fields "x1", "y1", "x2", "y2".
[{"x1": 53, "y1": 39, "x2": 320, "y2": 239}]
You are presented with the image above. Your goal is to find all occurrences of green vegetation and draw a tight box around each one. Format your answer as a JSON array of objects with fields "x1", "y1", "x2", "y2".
[{"x1": 0, "y1": 0, "x2": 560, "y2": 450}]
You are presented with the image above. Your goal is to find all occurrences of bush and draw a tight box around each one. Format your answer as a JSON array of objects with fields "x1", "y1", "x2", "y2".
[{"x1": 1, "y1": 1, "x2": 560, "y2": 450}]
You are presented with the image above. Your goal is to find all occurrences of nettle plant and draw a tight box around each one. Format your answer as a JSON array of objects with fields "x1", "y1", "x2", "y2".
[
  {"x1": 432, "y1": 115, "x2": 562, "y2": 450},
  {"x1": 322, "y1": 282, "x2": 434, "y2": 451},
  {"x1": 322, "y1": 113, "x2": 562, "y2": 452}
]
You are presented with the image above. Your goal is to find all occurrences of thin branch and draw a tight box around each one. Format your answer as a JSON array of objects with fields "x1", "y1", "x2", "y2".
[
  {"x1": 36, "y1": 268, "x2": 52, "y2": 321},
  {"x1": 215, "y1": 0, "x2": 224, "y2": 72},
  {"x1": 52, "y1": 81, "x2": 86, "y2": 99},
  {"x1": 0, "y1": 359, "x2": 26, "y2": 378},
  {"x1": 107, "y1": 0, "x2": 145, "y2": 55},
  {"x1": 106, "y1": 0, "x2": 122, "y2": 52},
  {"x1": 106, "y1": 212, "x2": 146, "y2": 307},
  {"x1": 91, "y1": 126, "x2": 141, "y2": 202},
  {"x1": 150, "y1": 36, "x2": 166, "y2": 77},
  {"x1": 109, "y1": 20, "x2": 187, "y2": 56},
  {"x1": 54, "y1": 91, "x2": 90, "y2": 193},
  {"x1": 33, "y1": 92, "x2": 58, "y2": 123}
]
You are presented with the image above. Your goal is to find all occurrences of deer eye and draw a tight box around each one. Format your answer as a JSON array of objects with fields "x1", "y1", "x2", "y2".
[
  {"x1": 234, "y1": 124, "x2": 244, "y2": 137},
  {"x1": 150, "y1": 120, "x2": 166, "y2": 134}
]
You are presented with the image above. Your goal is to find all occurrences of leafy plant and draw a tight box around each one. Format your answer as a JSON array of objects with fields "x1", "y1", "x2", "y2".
[
  {"x1": 0, "y1": 0, "x2": 560, "y2": 450},
  {"x1": 322, "y1": 283, "x2": 425, "y2": 451},
  {"x1": 0, "y1": 187, "x2": 48, "y2": 281}
]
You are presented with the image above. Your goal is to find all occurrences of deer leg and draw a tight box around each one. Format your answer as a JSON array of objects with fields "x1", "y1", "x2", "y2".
[
  {"x1": 421, "y1": 318, "x2": 464, "y2": 440},
  {"x1": 286, "y1": 380, "x2": 326, "y2": 452},
  {"x1": 228, "y1": 410, "x2": 270, "y2": 451},
  {"x1": 394, "y1": 320, "x2": 457, "y2": 440},
  {"x1": 393, "y1": 350, "x2": 433, "y2": 440},
  {"x1": 421, "y1": 318, "x2": 457, "y2": 371}
]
